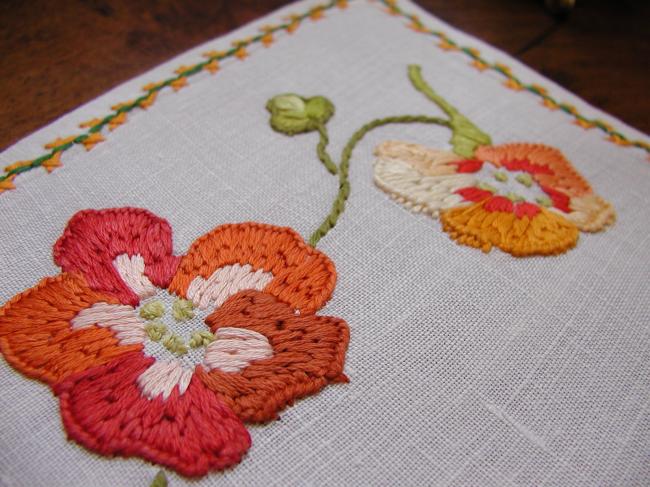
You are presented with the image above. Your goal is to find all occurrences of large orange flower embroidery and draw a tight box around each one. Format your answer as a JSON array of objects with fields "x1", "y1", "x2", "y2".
[
  {"x1": 374, "y1": 141, "x2": 615, "y2": 256},
  {"x1": 0, "y1": 208, "x2": 349, "y2": 476}
]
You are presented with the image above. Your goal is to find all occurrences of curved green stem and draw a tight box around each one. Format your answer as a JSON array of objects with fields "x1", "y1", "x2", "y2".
[
  {"x1": 408, "y1": 64, "x2": 491, "y2": 157},
  {"x1": 316, "y1": 124, "x2": 338, "y2": 175},
  {"x1": 308, "y1": 115, "x2": 451, "y2": 246}
]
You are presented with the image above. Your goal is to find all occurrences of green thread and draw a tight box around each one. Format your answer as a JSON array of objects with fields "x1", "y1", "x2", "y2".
[
  {"x1": 407, "y1": 64, "x2": 491, "y2": 157},
  {"x1": 477, "y1": 182, "x2": 497, "y2": 193},
  {"x1": 139, "y1": 300, "x2": 165, "y2": 320},
  {"x1": 316, "y1": 124, "x2": 338, "y2": 175},
  {"x1": 506, "y1": 192, "x2": 524, "y2": 202},
  {"x1": 162, "y1": 333, "x2": 188, "y2": 356},
  {"x1": 0, "y1": 0, "x2": 346, "y2": 187},
  {"x1": 377, "y1": 0, "x2": 648, "y2": 153},
  {"x1": 144, "y1": 321, "x2": 168, "y2": 342},
  {"x1": 189, "y1": 330, "x2": 215, "y2": 348},
  {"x1": 150, "y1": 470, "x2": 168, "y2": 487},
  {"x1": 2, "y1": 0, "x2": 646, "y2": 190},
  {"x1": 172, "y1": 298, "x2": 194, "y2": 322},
  {"x1": 266, "y1": 94, "x2": 335, "y2": 135},
  {"x1": 536, "y1": 195, "x2": 553, "y2": 207},
  {"x1": 308, "y1": 114, "x2": 450, "y2": 246},
  {"x1": 515, "y1": 173, "x2": 533, "y2": 187},
  {"x1": 493, "y1": 171, "x2": 508, "y2": 182}
]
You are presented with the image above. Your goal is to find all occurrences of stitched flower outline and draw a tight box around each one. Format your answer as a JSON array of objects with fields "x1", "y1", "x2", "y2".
[
  {"x1": 0, "y1": 208, "x2": 349, "y2": 476},
  {"x1": 374, "y1": 141, "x2": 615, "y2": 256},
  {"x1": 371, "y1": 66, "x2": 615, "y2": 256}
]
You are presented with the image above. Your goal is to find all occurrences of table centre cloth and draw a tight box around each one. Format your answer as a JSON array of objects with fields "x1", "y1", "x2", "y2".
[{"x1": 1, "y1": 1, "x2": 648, "y2": 486}]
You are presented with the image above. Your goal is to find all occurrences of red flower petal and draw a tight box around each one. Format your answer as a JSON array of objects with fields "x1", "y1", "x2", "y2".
[
  {"x1": 541, "y1": 185, "x2": 571, "y2": 213},
  {"x1": 455, "y1": 186, "x2": 493, "y2": 203},
  {"x1": 484, "y1": 196, "x2": 514, "y2": 213},
  {"x1": 53, "y1": 208, "x2": 180, "y2": 306},
  {"x1": 514, "y1": 202, "x2": 541, "y2": 218},
  {"x1": 55, "y1": 352, "x2": 250, "y2": 477},
  {"x1": 455, "y1": 159, "x2": 484, "y2": 173},
  {"x1": 501, "y1": 158, "x2": 553, "y2": 175}
]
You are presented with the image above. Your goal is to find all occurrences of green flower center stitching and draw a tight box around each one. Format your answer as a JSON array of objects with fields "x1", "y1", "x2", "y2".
[
  {"x1": 136, "y1": 292, "x2": 214, "y2": 365},
  {"x1": 476, "y1": 165, "x2": 551, "y2": 206}
]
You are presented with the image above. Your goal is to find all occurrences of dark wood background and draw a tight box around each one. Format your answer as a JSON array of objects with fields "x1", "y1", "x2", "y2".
[{"x1": 1, "y1": 0, "x2": 648, "y2": 151}]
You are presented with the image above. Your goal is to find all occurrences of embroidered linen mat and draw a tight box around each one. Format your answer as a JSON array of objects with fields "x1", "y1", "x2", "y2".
[{"x1": 1, "y1": 1, "x2": 649, "y2": 486}]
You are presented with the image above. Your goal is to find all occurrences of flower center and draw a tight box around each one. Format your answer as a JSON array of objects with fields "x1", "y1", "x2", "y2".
[
  {"x1": 136, "y1": 289, "x2": 215, "y2": 369},
  {"x1": 475, "y1": 162, "x2": 553, "y2": 207}
]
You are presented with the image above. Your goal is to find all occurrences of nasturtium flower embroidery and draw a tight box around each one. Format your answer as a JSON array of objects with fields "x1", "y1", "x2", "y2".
[
  {"x1": 374, "y1": 141, "x2": 615, "y2": 256},
  {"x1": 0, "y1": 207, "x2": 350, "y2": 477}
]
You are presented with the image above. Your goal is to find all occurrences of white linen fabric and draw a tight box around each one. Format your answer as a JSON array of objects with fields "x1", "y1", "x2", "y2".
[{"x1": 1, "y1": 1, "x2": 648, "y2": 486}]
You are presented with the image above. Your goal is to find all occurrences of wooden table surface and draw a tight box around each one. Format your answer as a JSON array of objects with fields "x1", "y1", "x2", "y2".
[{"x1": 1, "y1": 0, "x2": 648, "y2": 152}]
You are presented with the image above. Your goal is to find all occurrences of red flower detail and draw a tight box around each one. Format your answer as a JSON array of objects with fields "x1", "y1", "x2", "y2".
[
  {"x1": 501, "y1": 158, "x2": 553, "y2": 175},
  {"x1": 484, "y1": 195, "x2": 515, "y2": 213},
  {"x1": 53, "y1": 208, "x2": 180, "y2": 306},
  {"x1": 455, "y1": 159, "x2": 484, "y2": 173},
  {"x1": 541, "y1": 185, "x2": 571, "y2": 213},
  {"x1": 456, "y1": 186, "x2": 492, "y2": 202},
  {"x1": 0, "y1": 208, "x2": 350, "y2": 476},
  {"x1": 56, "y1": 352, "x2": 251, "y2": 477}
]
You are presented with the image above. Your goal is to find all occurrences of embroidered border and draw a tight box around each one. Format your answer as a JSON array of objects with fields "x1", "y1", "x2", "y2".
[
  {"x1": 379, "y1": 0, "x2": 649, "y2": 152},
  {"x1": 1, "y1": 0, "x2": 646, "y2": 195}
]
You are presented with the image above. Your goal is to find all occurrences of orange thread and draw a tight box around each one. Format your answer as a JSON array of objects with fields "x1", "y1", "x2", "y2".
[
  {"x1": 81, "y1": 132, "x2": 105, "y2": 151},
  {"x1": 0, "y1": 174, "x2": 16, "y2": 193},
  {"x1": 108, "y1": 112, "x2": 127, "y2": 131},
  {"x1": 475, "y1": 143, "x2": 592, "y2": 197},
  {"x1": 0, "y1": 207, "x2": 350, "y2": 476},
  {"x1": 261, "y1": 33, "x2": 274, "y2": 47},
  {"x1": 42, "y1": 152, "x2": 62, "y2": 173},
  {"x1": 44, "y1": 135, "x2": 76, "y2": 149},
  {"x1": 440, "y1": 200, "x2": 579, "y2": 256},
  {"x1": 234, "y1": 47, "x2": 248, "y2": 60},
  {"x1": 170, "y1": 77, "x2": 188, "y2": 92},
  {"x1": 198, "y1": 290, "x2": 349, "y2": 423},
  {"x1": 204, "y1": 59, "x2": 220, "y2": 73},
  {"x1": 4, "y1": 160, "x2": 31, "y2": 172},
  {"x1": 79, "y1": 118, "x2": 103, "y2": 129},
  {"x1": 0, "y1": 273, "x2": 140, "y2": 385},
  {"x1": 169, "y1": 222, "x2": 337, "y2": 314}
]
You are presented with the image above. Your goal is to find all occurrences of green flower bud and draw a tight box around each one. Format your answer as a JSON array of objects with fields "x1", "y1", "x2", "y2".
[{"x1": 266, "y1": 93, "x2": 334, "y2": 135}]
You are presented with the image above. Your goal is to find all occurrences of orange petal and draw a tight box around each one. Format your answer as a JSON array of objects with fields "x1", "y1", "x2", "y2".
[
  {"x1": 440, "y1": 202, "x2": 578, "y2": 257},
  {"x1": 0, "y1": 273, "x2": 141, "y2": 385},
  {"x1": 168, "y1": 223, "x2": 336, "y2": 314},
  {"x1": 475, "y1": 143, "x2": 592, "y2": 197},
  {"x1": 198, "y1": 290, "x2": 349, "y2": 423}
]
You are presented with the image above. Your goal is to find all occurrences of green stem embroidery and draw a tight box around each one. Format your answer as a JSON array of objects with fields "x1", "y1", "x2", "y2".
[
  {"x1": 316, "y1": 124, "x2": 338, "y2": 175},
  {"x1": 407, "y1": 64, "x2": 491, "y2": 157},
  {"x1": 150, "y1": 470, "x2": 168, "y2": 487},
  {"x1": 308, "y1": 114, "x2": 451, "y2": 246}
]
